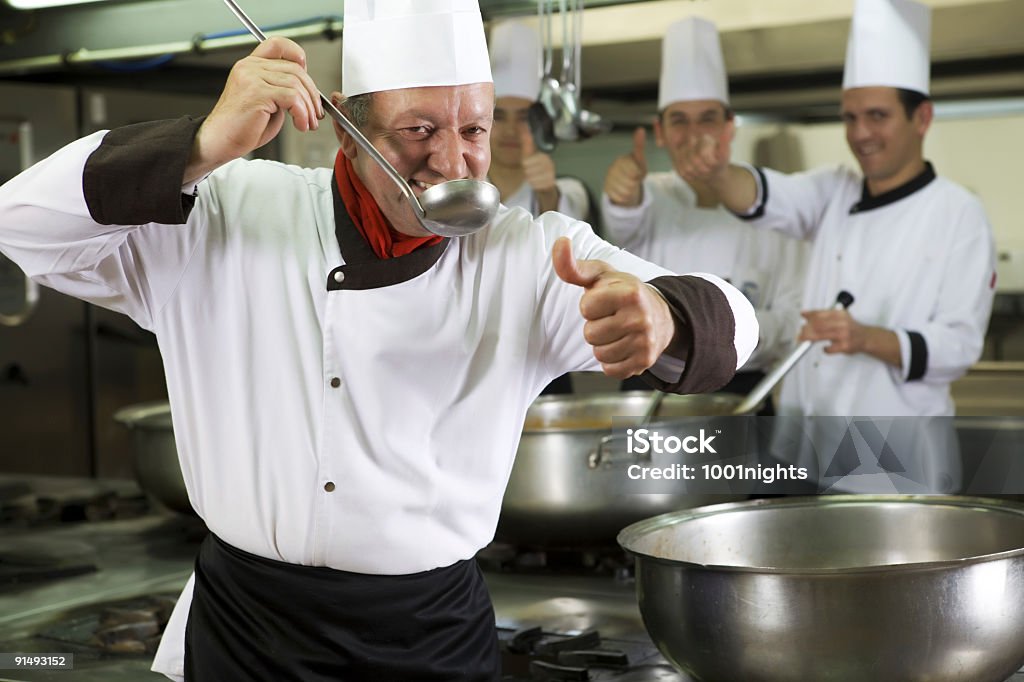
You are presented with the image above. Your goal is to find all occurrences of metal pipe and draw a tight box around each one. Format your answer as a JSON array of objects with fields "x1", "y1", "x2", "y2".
[{"x1": 0, "y1": 19, "x2": 341, "y2": 76}]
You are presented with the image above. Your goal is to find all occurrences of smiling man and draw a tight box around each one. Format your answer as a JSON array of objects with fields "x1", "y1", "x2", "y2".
[
  {"x1": 678, "y1": 0, "x2": 996, "y2": 418},
  {"x1": 601, "y1": 17, "x2": 807, "y2": 412},
  {"x1": 0, "y1": 1, "x2": 756, "y2": 680}
]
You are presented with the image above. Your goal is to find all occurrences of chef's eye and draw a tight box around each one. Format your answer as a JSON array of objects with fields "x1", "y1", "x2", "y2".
[
  {"x1": 464, "y1": 126, "x2": 487, "y2": 136},
  {"x1": 401, "y1": 126, "x2": 432, "y2": 140}
]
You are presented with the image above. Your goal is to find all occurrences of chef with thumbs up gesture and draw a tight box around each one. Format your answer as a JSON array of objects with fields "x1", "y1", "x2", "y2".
[
  {"x1": 600, "y1": 17, "x2": 808, "y2": 411},
  {"x1": 488, "y1": 21, "x2": 592, "y2": 220}
]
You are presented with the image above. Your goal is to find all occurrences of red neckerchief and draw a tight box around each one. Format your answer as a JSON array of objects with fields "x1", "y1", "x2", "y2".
[{"x1": 334, "y1": 150, "x2": 441, "y2": 259}]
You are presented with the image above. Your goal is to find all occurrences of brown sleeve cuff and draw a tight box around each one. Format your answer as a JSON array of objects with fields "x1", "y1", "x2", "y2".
[
  {"x1": 640, "y1": 275, "x2": 738, "y2": 394},
  {"x1": 83, "y1": 115, "x2": 205, "y2": 226}
]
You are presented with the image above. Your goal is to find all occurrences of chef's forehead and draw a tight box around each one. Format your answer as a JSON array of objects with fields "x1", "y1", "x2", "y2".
[{"x1": 348, "y1": 84, "x2": 496, "y2": 123}]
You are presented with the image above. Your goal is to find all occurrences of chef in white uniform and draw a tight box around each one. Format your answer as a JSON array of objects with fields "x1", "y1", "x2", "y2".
[
  {"x1": 487, "y1": 20, "x2": 592, "y2": 221},
  {"x1": 679, "y1": 0, "x2": 995, "y2": 493},
  {"x1": 678, "y1": 0, "x2": 995, "y2": 419},
  {"x1": 0, "y1": 1, "x2": 757, "y2": 680},
  {"x1": 601, "y1": 17, "x2": 807, "y2": 411}
]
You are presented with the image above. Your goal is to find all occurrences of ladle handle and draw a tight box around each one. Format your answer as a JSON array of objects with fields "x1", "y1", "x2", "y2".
[
  {"x1": 731, "y1": 290, "x2": 855, "y2": 415},
  {"x1": 220, "y1": 0, "x2": 424, "y2": 216}
]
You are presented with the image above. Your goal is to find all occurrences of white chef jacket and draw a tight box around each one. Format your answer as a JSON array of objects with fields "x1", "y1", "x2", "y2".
[
  {"x1": 500, "y1": 176, "x2": 591, "y2": 222},
  {"x1": 0, "y1": 122, "x2": 757, "y2": 680},
  {"x1": 743, "y1": 163, "x2": 995, "y2": 416},
  {"x1": 602, "y1": 171, "x2": 808, "y2": 370}
]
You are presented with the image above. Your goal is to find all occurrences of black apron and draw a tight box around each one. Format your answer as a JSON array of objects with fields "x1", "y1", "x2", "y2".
[{"x1": 184, "y1": 534, "x2": 500, "y2": 681}]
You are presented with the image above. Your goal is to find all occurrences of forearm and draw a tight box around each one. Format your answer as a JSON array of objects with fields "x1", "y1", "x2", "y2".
[
  {"x1": 185, "y1": 122, "x2": 232, "y2": 187},
  {"x1": 536, "y1": 187, "x2": 560, "y2": 214},
  {"x1": 713, "y1": 164, "x2": 759, "y2": 215},
  {"x1": 861, "y1": 326, "x2": 903, "y2": 369}
]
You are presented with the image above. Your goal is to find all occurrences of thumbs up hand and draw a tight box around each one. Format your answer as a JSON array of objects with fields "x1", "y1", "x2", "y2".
[
  {"x1": 520, "y1": 126, "x2": 559, "y2": 212},
  {"x1": 677, "y1": 119, "x2": 735, "y2": 190},
  {"x1": 552, "y1": 237, "x2": 677, "y2": 379},
  {"x1": 603, "y1": 126, "x2": 648, "y2": 207}
]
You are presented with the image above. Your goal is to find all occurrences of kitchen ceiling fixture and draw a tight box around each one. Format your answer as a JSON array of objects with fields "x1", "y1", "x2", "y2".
[{"x1": 3, "y1": 0, "x2": 115, "y2": 9}]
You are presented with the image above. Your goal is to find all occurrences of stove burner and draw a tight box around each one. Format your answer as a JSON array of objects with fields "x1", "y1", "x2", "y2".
[
  {"x1": 500, "y1": 627, "x2": 687, "y2": 682},
  {"x1": 478, "y1": 543, "x2": 635, "y2": 582},
  {"x1": 37, "y1": 593, "x2": 178, "y2": 656},
  {"x1": 0, "y1": 538, "x2": 98, "y2": 588}
]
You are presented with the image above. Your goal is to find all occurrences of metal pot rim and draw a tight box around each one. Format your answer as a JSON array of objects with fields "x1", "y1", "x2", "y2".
[
  {"x1": 522, "y1": 391, "x2": 752, "y2": 433},
  {"x1": 617, "y1": 494, "x2": 1024, "y2": 574},
  {"x1": 113, "y1": 400, "x2": 171, "y2": 429}
]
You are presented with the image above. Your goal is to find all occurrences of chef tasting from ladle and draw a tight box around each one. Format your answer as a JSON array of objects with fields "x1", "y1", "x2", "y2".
[
  {"x1": 602, "y1": 17, "x2": 808, "y2": 415},
  {"x1": 0, "y1": 0, "x2": 757, "y2": 680},
  {"x1": 678, "y1": 0, "x2": 995, "y2": 420}
]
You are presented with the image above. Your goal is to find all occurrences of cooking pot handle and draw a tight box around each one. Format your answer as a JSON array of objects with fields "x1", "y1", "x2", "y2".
[{"x1": 588, "y1": 432, "x2": 650, "y2": 469}]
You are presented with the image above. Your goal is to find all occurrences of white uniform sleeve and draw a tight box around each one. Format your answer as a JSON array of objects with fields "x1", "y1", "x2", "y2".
[
  {"x1": 554, "y1": 177, "x2": 591, "y2": 222},
  {"x1": 898, "y1": 198, "x2": 995, "y2": 385},
  {"x1": 0, "y1": 128, "x2": 205, "y2": 331},
  {"x1": 740, "y1": 165, "x2": 845, "y2": 241},
  {"x1": 532, "y1": 214, "x2": 757, "y2": 393},
  {"x1": 745, "y1": 234, "x2": 808, "y2": 368},
  {"x1": 600, "y1": 178, "x2": 655, "y2": 250}
]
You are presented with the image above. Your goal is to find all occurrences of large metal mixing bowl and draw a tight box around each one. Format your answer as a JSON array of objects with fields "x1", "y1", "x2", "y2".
[
  {"x1": 618, "y1": 495, "x2": 1024, "y2": 682},
  {"x1": 497, "y1": 391, "x2": 752, "y2": 547}
]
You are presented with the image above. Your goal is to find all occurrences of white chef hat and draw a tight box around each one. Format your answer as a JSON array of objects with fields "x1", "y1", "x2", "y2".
[
  {"x1": 490, "y1": 20, "x2": 542, "y2": 101},
  {"x1": 658, "y1": 17, "x2": 729, "y2": 111},
  {"x1": 343, "y1": 0, "x2": 493, "y2": 97},
  {"x1": 842, "y1": 0, "x2": 931, "y2": 95}
]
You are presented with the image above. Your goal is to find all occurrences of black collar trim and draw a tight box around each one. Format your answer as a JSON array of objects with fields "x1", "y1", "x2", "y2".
[
  {"x1": 849, "y1": 162, "x2": 936, "y2": 214},
  {"x1": 326, "y1": 178, "x2": 450, "y2": 291}
]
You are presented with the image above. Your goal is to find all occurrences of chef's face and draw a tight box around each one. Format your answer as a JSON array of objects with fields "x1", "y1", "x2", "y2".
[
  {"x1": 655, "y1": 100, "x2": 733, "y2": 174},
  {"x1": 333, "y1": 83, "x2": 494, "y2": 237},
  {"x1": 491, "y1": 96, "x2": 533, "y2": 168},
  {"x1": 841, "y1": 86, "x2": 932, "y2": 194}
]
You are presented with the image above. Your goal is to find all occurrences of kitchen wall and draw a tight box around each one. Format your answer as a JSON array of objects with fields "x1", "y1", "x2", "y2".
[
  {"x1": 0, "y1": 83, "x2": 216, "y2": 479},
  {"x1": 549, "y1": 102, "x2": 1024, "y2": 276}
]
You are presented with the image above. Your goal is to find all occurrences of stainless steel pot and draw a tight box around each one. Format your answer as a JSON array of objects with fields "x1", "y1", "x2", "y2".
[
  {"x1": 113, "y1": 402, "x2": 192, "y2": 515},
  {"x1": 618, "y1": 495, "x2": 1024, "y2": 682},
  {"x1": 496, "y1": 391, "x2": 753, "y2": 547}
]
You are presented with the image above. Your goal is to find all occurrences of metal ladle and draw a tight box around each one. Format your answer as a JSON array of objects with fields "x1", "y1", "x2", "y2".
[{"x1": 221, "y1": 0, "x2": 499, "y2": 238}]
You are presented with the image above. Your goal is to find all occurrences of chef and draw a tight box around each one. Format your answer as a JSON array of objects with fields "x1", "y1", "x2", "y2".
[
  {"x1": 678, "y1": 0, "x2": 995, "y2": 419},
  {"x1": 488, "y1": 20, "x2": 592, "y2": 221},
  {"x1": 488, "y1": 19, "x2": 594, "y2": 394},
  {"x1": 0, "y1": 0, "x2": 756, "y2": 680},
  {"x1": 601, "y1": 17, "x2": 807, "y2": 413}
]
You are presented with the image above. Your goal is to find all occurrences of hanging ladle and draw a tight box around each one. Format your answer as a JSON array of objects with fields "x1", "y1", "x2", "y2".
[{"x1": 221, "y1": 0, "x2": 499, "y2": 238}]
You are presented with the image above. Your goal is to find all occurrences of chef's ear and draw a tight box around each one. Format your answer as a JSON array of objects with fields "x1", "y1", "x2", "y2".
[
  {"x1": 913, "y1": 99, "x2": 934, "y2": 136},
  {"x1": 330, "y1": 92, "x2": 358, "y2": 159},
  {"x1": 653, "y1": 114, "x2": 666, "y2": 148}
]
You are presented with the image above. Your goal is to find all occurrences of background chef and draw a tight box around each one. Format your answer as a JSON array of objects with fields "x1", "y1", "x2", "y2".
[
  {"x1": 0, "y1": 0, "x2": 757, "y2": 679},
  {"x1": 488, "y1": 19, "x2": 594, "y2": 222},
  {"x1": 487, "y1": 19, "x2": 596, "y2": 395},
  {"x1": 601, "y1": 17, "x2": 807, "y2": 413},
  {"x1": 678, "y1": 0, "x2": 995, "y2": 420}
]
